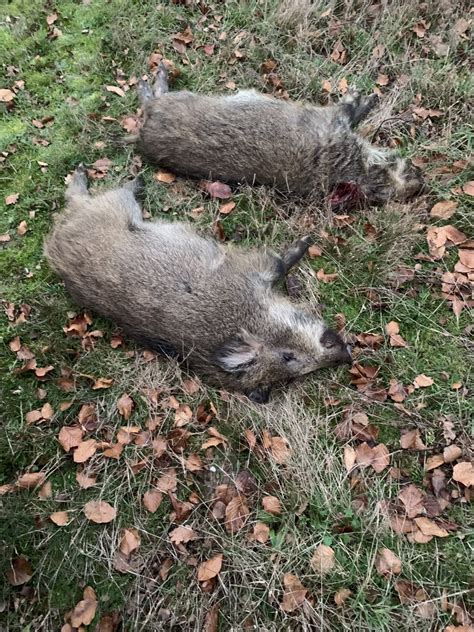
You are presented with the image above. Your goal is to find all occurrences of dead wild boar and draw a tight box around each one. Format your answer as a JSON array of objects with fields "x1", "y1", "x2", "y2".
[
  {"x1": 136, "y1": 62, "x2": 424, "y2": 207},
  {"x1": 44, "y1": 167, "x2": 351, "y2": 403}
]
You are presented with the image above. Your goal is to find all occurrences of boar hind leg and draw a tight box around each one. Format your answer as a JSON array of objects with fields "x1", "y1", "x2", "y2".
[
  {"x1": 66, "y1": 164, "x2": 89, "y2": 201},
  {"x1": 340, "y1": 90, "x2": 379, "y2": 127},
  {"x1": 152, "y1": 61, "x2": 169, "y2": 97},
  {"x1": 281, "y1": 235, "x2": 313, "y2": 273}
]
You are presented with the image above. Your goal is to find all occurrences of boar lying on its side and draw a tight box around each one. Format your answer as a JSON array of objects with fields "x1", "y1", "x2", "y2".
[
  {"x1": 45, "y1": 167, "x2": 351, "y2": 403},
  {"x1": 137, "y1": 63, "x2": 424, "y2": 206}
]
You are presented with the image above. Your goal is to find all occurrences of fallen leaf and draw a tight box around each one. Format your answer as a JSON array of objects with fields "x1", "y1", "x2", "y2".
[
  {"x1": 0, "y1": 89, "x2": 15, "y2": 103},
  {"x1": 334, "y1": 588, "x2": 352, "y2": 606},
  {"x1": 73, "y1": 439, "x2": 97, "y2": 463},
  {"x1": 58, "y1": 426, "x2": 84, "y2": 452},
  {"x1": 50, "y1": 511, "x2": 70, "y2": 526},
  {"x1": 17, "y1": 220, "x2": 28, "y2": 235},
  {"x1": 372, "y1": 444, "x2": 390, "y2": 473},
  {"x1": 252, "y1": 522, "x2": 270, "y2": 543},
  {"x1": 430, "y1": 200, "x2": 458, "y2": 219},
  {"x1": 152, "y1": 437, "x2": 167, "y2": 458},
  {"x1": 92, "y1": 377, "x2": 113, "y2": 390},
  {"x1": 155, "y1": 468, "x2": 177, "y2": 492},
  {"x1": 414, "y1": 516, "x2": 449, "y2": 537},
  {"x1": 76, "y1": 471, "x2": 97, "y2": 489},
  {"x1": 154, "y1": 170, "x2": 176, "y2": 184},
  {"x1": 452, "y1": 462, "x2": 474, "y2": 487},
  {"x1": 344, "y1": 445, "x2": 356, "y2": 471},
  {"x1": 268, "y1": 436, "x2": 291, "y2": 464},
  {"x1": 38, "y1": 481, "x2": 52, "y2": 499},
  {"x1": 262, "y1": 495, "x2": 281, "y2": 515},
  {"x1": 376, "y1": 74, "x2": 390, "y2": 86},
  {"x1": 25, "y1": 410, "x2": 43, "y2": 424},
  {"x1": 185, "y1": 453, "x2": 204, "y2": 472},
  {"x1": 458, "y1": 249, "x2": 474, "y2": 268},
  {"x1": 106, "y1": 85, "x2": 126, "y2": 97},
  {"x1": 400, "y1": 429, "x2": 426, "y2": 450},
  {"x1": 5, "y1": 193, "x2": 19, "y2": 205},
  {"x1": 204, "y1": 181, "x2": 232, "y2": 199},
  {"x1": 169, "y1": 525, "x2": 197, "y2": 545},
  {"x1": 83, "y1": 500, "x2": 116, "y2": 523},
  {"x1": 280, "y1": 573, "x2": 308, "y2": 612},
  {"x1": 224, "y1": 495, "x2": 250, "y2": 534},
  {"x1": 120, "y1": 528, "x2": 141, "y2": 555},
  {"x1": 71, "y1": 587, "x2": 98, "y2": 627},
  {"x1": 117, "y1": 393, "x2": 134, "y2": 419},
  {"x1": 399, "y1": 484, "x2": 425, "y2": 518},
  {"x1": 103, "y1": 443, "x2": 123, "y2": 459},
  {"x1": 310, "y1": 544, "x2": 335, "y2": 574},
  {"x1": 316, "y1": 268, "x2": 338, "y2": 283},
  {"x1": 46, "y1": 13, "x2": 58, "y2": 25},
  {"x1": 219, "y1": 201, "x2": 235, "y2": 215},
  {"x1": 413, "y1": 106, "x2": 443, "y2": 120},
  {"x1": 322, "y1": 79, "x2": 332, "y2": 93},
  {"x1": 385, "y1": 321, "x2": 407, "y2": 347},
  {"x1": 425, "y1": 454, "x2": 444, "y2": 471},
  {"x1": 443, "y1": 445, "x2": 462, "y2": 463},
  {"x1": 414, "y1": 374, "x2": 434, "y2": 388},
  {"x1": 376, "y1": 548, "x2": 402, "y2": 576},
  {"x1": 462, "y1": 180, "x2": 474, "y2": 196},
  {"x1": 16, "y1": 472, "x2": 46, "y2": 489},
  {"x1": 143, "y1": 489, "x2": 163, "y2": 513},
  {"x1": 7, "y1": 556, "x2": 33, "y2": 585},
  {"x1": 197, "y1": 553, "x2": 223, "y2": 582}
]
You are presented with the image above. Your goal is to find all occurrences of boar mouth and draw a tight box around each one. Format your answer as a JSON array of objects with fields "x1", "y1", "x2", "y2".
[{"x1": 328, "y1": 181, "x2": 366, "y2": 210}]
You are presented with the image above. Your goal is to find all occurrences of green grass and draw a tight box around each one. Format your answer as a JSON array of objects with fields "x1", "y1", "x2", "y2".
[{"x1": 1, "y1": 0, "x2": 473, "y2": 629}]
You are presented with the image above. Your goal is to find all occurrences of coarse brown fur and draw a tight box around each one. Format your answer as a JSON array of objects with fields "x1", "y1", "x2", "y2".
[
  {"x1": 137, "y1": 64, "x2": 424, "y2": 204},
  {"x1": 44, "y1": 168, "x2": 352, "y2": 403}
]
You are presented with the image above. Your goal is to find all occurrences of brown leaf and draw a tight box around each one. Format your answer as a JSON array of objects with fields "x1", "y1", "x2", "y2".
[
  {"x1": 376, "y1": 548, "x2": 402, "y2": 576},
  {"x1": 197, "y1": 553, "x2": 223, "y2": 581},
  {"x1": 244, "y1": 428, "x2": 257, "y2": 449},
  {"x1": 6, "y1": 193, "x2": 19, "y2": 205},
  {"x1": 185, "y1": 453, "x2": 204, "y2": 472},
  {"x1": 310, "y1": 544, "x2": 335, "y2": 574},
  {"x1": 372, "y1": 444, "x2": 390, "y2": 473},
  {"x1": 143, "y1": 489, "x2": 163, "y2": 513},
  {"x1": 219, "y1": 201, "x2": 235, "y2": 215},
  {"x1": 252, "y1": 522, "x2": 270, "y2": 543},
  {"x1": 71, "y1": 588, "x2": 97, "y2": 627},
  {"x1": 462, "y1": 180, "x2": 474, "y2": 196},
  {"x1": 155, "y1": 468, "x2": 177, "y2": 492},
  {"x1": 268, "y1": 436, "x2": 291, "y2": 464},
  {"x1": 50, "y1": 511, "x2": 70, "y2": 526},
  {"x1": 280, "y1": 573, "x2": 308, "y2": 612},
  {"x1": 174, "y1": 404, "x2": 192, "y2": 427},
  {"x1": 458, "y1": 249, "x2": 474, "y2": 268},
  {"x1": 204, "y1": 181, "x2": 232, "y2": 199},
  {"x1": 92, "y1": 377, "x2": 114, "y2": 389},
  {"x1": 316, "y1": 268, "x2": 338, "y2": 283},
  {"x1": 103, "y1": 443, "x2": 123, "y2": 459},
  {"x1": 452, "y1": 462, "x2": 474, "y2": 487},
  {"x1": 154, "y1": 170, "x2": 176, "y2": 184},
  {"x1": 413, "y1": 374, "x2": 434, "y2": 388},
  {"x1": 400, "y1": 429, "x2": 426, "y2": 450},
  {"x1": 7, "y1": 556, "x2": 33, "y2": 585},
  {"x1": 334, "y1": 588, "x2": 352, "y2": 606},
  {"x1": 17, "y1": 220, "x2": 28, "y2": 236},
  {"x1": 414, "y1": 517, "x2": 449, "y2": 537},
  {"x1": 106, "y1": 85, "x2": 126, "y2": 97},
  {"x1": 38, "y1": 481, "x2": 52, "y2": 499},
  {"x1": 58, "y1": 426, "x2": 84, "y2": 452},
  {"x1": 73, "y1": 438, "x2": 97, "y2": 463},
  {"x1": 399, "y1": 484, "x2": 425, "y2": 518},
  {"x1": 443, "y1": 445, "x2": 462, "y2": 463},
  {"x1": 430, "y1": 200, "x2": 458, "y2": 219},
  {"x1": 385, "y1": 321, "x2": 407, "y2": 347},
  {"x1": 262, "y1": 495, "x2": 281, "y2": 515},
  {"x1": 16, "y1": 472, "x2": 46, "y2": 489},
  {"x1": 25, "y1": 409, "x2": 43, "y2": 424},
  {"x1": 425, "y1": 454, "x2": 444, "y2": 471},
  {"x1": 169, "y1": 525, "x2": 197, "y2": 545},
  {"x1": 120, "y1": 528, "x2": 141, "y2": 555},
  {"x1": 83, "y1": 500, "x2": 116, "y2": 523},
  {"x1": 343, "y1": 445, "x2": 356, "y2": 472},
  {"x1": 76, "y1": 471, "x2": 97, "y2": 489},
  {"x1": 0, "y1": 89, "x2": 15, "y2": 103},
  {"x1": 46, "y1": 13, "x2": 58, "y2": 25},
  {"x1": 224, "y1": 495, "x2": 250, "y2": 534},
  {"x1": 117, "y1": 393, "x2": 134, "y2": 419},
  {"x1": 152, "y1": 437, "x2": 168, "y2": 458}
]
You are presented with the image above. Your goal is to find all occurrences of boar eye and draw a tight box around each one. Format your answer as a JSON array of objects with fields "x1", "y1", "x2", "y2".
[{"x1": 281, "y1": 351, "x2": 296, "y2": 363}]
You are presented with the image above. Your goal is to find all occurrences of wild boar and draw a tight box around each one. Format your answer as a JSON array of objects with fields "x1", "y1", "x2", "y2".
[
  {"x1": 136, "y1": 62, "x2": 424, "y2": 206},
  {"x1": 45, "y1": 167, "x2": 351, "y2": 403}
]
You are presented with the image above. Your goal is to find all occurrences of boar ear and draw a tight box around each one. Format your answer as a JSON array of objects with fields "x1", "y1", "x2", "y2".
[{"x1": 214, "y1": 331, "x2": 262, "y2": 373}]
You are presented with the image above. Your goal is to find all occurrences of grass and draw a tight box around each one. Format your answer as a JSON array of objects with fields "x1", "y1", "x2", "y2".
[{"x1": 1, "y1": 0, "x2": 473, "y2": 630}]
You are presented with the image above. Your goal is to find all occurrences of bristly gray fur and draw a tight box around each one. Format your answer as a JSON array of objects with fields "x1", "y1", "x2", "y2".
[
  {"x1": 45, "y1": 170, "x2": 351, "y2": 403},
  {"x1": 137, "y1": 83, "x2": 424, "y2": 204}
]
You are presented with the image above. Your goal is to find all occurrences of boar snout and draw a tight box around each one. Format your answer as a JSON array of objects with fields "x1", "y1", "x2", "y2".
[{"x1": 320, "y1": 328, "x2": 353, "y2": 366}]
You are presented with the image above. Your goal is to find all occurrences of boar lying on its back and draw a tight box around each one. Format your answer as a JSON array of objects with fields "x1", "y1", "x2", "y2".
[
  {"x1": 45, "y1": 167, "x2": 351, "y2": 402},
  {"x1": 137, "y1": 63, "x2": 424, "y2": 206}
]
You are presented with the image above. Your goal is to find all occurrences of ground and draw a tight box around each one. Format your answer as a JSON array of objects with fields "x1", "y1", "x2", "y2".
[{"x1": 1, "y1": 0, "x2": 473, "y2": 630}]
